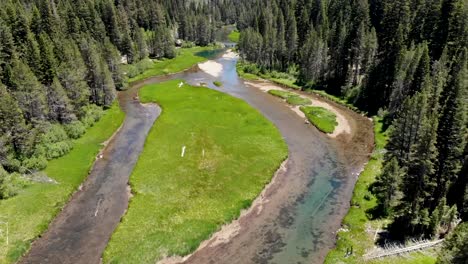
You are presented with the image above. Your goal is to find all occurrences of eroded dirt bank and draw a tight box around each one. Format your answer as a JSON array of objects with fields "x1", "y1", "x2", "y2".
[{"x1": 20, "y1": 87, "x2": 160, "y2": 264}]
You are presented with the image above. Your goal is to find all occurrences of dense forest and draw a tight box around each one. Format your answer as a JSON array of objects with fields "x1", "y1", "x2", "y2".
[
  {"x1": 233, "y1": 0, "x2": 467, "y2": 254},
  {"x1": 0, "y1": 0, "x2": 234, "y2": 199}
]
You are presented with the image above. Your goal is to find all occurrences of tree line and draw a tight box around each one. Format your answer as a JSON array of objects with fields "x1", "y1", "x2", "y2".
[
  {"x1": 234, "y1": 0, "x2": 467, "y2": 260},
  {"x1": 0, "y1": 0, "x2": 230, "y2": 199}
]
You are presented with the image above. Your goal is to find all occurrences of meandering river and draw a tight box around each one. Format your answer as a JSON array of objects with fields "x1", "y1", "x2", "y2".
[{"x1": 21, "y1": 50, "x2": 373, "y2": 264}]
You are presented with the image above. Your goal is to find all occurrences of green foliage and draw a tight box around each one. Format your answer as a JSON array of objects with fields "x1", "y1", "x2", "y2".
[
  {"x1": 228, "y1": 30, "x2": 240, "y2": 42},
  {"x1": 213, "y1": 81, "x2": 222, "y2": 87},
  {"x1": 437, "y1": 223, "x2": 468, "y2": 264},
  {"x1": 0, "y1": 167, "x2": 20, "y2": 199},
  {"x1": 103, "y1": 80, "x2": 287, "y2": 263},
  {"x1": 80, "y1": 104, "x2": 104, "y2": 128},
  {"x1": 300, "y1": 106, "x2": 338, "y2": 134},
  {"x1": 63, "y1": 121, "x2": 86, "y2": 139}
]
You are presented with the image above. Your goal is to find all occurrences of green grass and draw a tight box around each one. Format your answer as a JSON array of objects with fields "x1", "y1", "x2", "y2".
[
  {"x1": 127, "y1": 46, "x2": 218, "y2": 83},
  {"x1": 213, "y1": 81, "x2": 222, "y2": 87},
  {"x1": 268, "y1": 89, "x2": 294, "y2": 99},
  {"x1": 0, "y1": 104, "x2": 124, "y2": 264},
  {"x1": 103, "y1": 80, "x2": 287, "y2": 263},
  {"x1": 300, "y1": 106, "x2": 338, "y2": 134},
  {"x1": 228, "y1": 30, "x2": 240, "y2": 43},
  {"x1": 286, "y1": 95, "x2": 311, "y2": 106}
]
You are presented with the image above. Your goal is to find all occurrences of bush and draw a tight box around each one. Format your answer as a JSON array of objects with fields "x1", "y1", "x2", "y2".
[
  {"x1": 0, "y1": 167, "x2": 19, "y2": 199},
  {"x1": 35, "y1": 124, "x2": 74, "y2": 159},
  {"x1": 22, "y1": 156, "x2": 48, "y2": 172},
  {"x1": 43, "y1": 141, "x2": 73, "y2": 160},
  {"x1": 181, "y1": 41, "x2": 196, "y2": 48},
  {"x1": 136, "y1": 58, "x2": 154, "y2": 73},
  {"x1": 126, "y1": 65, "x2": 140, "y2": 78},
  {"x1": 64, "y1": 121, "x2": 86, "y2": 139},
  {"x1": 81, "y1": 104, "x2": 104, "y2": 128},
  {"x1": 213, "y1": 81, "x2": 223, "y2": 87}
]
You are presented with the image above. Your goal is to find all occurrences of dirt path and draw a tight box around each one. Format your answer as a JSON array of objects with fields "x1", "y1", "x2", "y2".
[{"x1": 20, "y1": 87, "x2": 160, "y2": 264}]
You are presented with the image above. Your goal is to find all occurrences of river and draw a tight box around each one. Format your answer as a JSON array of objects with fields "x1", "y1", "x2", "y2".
[{"x1": 21, "y1": 50, "x2": 373, "y2": 264}]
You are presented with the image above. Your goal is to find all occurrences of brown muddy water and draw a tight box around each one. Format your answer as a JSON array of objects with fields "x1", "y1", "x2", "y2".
[{"x1": 20, "y1": 50, "x2": 373, "y2": 264}]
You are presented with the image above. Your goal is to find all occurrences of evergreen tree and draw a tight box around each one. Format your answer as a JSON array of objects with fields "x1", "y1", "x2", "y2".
[
  {"x1": 433, "y1": 49, "x2": 467, "y2": 211},
  {"x1": 9, "y1": 59, "x2": 47, "y2": 122},
  {"x1": 373, "y1": 157, "x2": 402, "y2": 216},
  {"x1": 437, "y1": 222, "x2": 468, "y2": 264}
]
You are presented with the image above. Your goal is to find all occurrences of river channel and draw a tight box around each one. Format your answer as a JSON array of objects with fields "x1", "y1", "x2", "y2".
[{"x1": 21, "y1": 50, "x2": 373, "y2": 264}]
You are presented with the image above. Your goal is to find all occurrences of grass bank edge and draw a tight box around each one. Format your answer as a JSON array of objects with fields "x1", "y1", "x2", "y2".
[
  {"x1": 126, "y1": 46, "x2": 221, "y2": 83},
  {"x1": 103, "y1": 80, "x2": 288, "y2": 263},
  {"x1": 0, "y1": 103, "x2": 124, "y2": 263},
  {"x1": 236, "y1": 61, "x2": 363, "y2": 114}
]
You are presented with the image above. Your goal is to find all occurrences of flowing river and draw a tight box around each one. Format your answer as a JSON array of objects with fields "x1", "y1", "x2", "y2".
[{"x1": 21, "y1": 50, "x2": 373, "y2": 264}]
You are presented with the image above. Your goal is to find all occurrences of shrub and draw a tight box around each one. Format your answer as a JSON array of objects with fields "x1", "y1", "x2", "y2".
[
  {"x1": 81, "y1": 105, "x2": 104, "y2": 128},
  {"x1": 34, "y1": 124, "x2": 74, "y2": 159},
  {"x1": 22, "y1": 156, "x2": 48, "y2": 172},
  {"x1": 43, "y1": 141, "x2": 73, "y2": 160},
  {"x1": 136, "y1": 58, "x2": 154, "y2": 73},
  {"x1": 64, "y1": 121, "x2": 86, "y2": 139},
  {"x1": 181, "y1": 41, "x2": 196, "y2": 48},
  {"x1": 0, "y1": 167, "x2": 19, "y2": 199},
  {"x1": 126, "y1": 65, "x2": 140, "y2": 78},
  {"x1": 213, "y1": 81, "x2": 222, "y2": 87}
]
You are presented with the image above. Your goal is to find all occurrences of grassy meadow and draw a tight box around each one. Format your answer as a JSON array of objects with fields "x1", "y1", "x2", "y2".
[
  {"x1": 103, "y1": 80, "x2": 287, "y2": 263},
  {"x1": 127, "y1": 46, "x2": 219, "y2": 83},
  {"x1": 0, "y1": 104, "x2": 124, "y2": 264},
  {"x1": 300, "y1": 106, "x2": 338, "y2": 134}
]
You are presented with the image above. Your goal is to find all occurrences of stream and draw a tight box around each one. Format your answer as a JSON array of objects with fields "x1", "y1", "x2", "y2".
[{"x1": 20, "y1": 50, "x2": 373, "y2": 264}]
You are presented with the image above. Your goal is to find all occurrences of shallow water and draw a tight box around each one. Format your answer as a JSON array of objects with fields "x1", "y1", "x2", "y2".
[
  {"x1": 140, "y1": 54, "x2": 371, "y2": 263},
  {"x1": 20, "y1": 50, "x2": 371, "y2": 264}
]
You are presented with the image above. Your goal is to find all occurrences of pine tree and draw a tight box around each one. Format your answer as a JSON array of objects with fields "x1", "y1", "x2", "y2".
[
  {"x1": 46, "y1": 78, "x2": 75, "y2": 123},
  {"x1": 433, "y1": 49, "x2": 467, "y2": 211},
  {"x1": 373, "y1": 157, "x2": 402, "y2": 216},
  {"x1": 37, "y1": 33, "x2": 57, "y2": 85},
  {"x1": 9, "y1": 59, "x2": 47, "y2": 122},
  {"x1": 56, "y1": 40, "x2": 90, "y2": 113},
  {"x1": 285, "y1": 10, "x2": 298, "y2": 64}
]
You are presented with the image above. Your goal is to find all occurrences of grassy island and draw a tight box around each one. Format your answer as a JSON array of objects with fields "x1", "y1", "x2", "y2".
[{"x1": 103, "y1": 80, "x2": 287, "y2": 263}]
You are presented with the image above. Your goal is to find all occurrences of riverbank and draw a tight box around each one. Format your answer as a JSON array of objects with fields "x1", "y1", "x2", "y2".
[
  {"x1": 13, "y1": 47, "x2": 216, "y2": 264},
  {"x1": 103, "y1": 80, "x2": 288, "y2": 263},
  {"x1": 0, "y1": 104, "x2": 124, "y2": 263},
  {"x1": 127, "y1": 46, "x2": 221, "y2": 83},
  {"x1": 245, "y1": 81, "x2": 350, "y2": 138}
]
